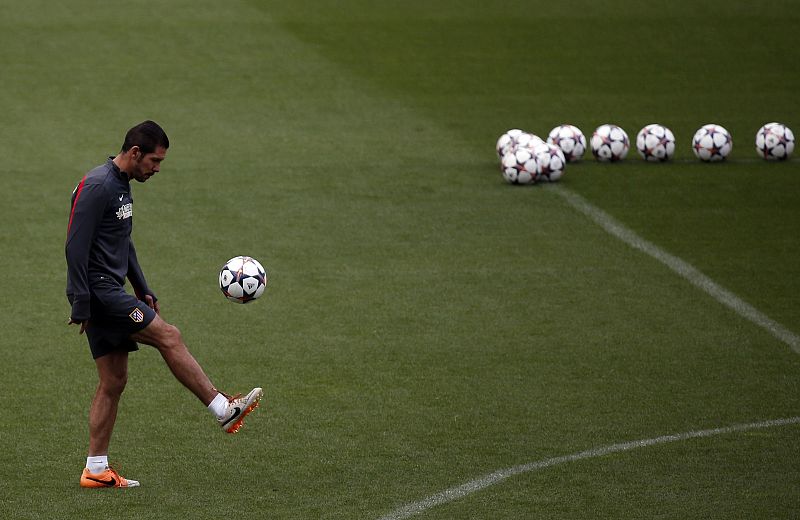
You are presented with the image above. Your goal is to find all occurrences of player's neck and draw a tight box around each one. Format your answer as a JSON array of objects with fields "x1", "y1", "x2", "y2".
[{"x1": 112, "y1": 154, "x2": 134, "y2": 180}]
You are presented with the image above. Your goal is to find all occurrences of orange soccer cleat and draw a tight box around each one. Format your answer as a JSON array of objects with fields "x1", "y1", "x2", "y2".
[{"x1": 80, "y1": 466, "x2": 140, "y2": 488}]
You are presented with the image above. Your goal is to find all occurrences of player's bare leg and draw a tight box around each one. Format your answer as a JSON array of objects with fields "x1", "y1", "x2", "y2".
[
  {"x1": 81, "y1": 351, "x2": 140, "y2": 488},
  {"x1": 131, "y1": 314, "x2": 217, "y2": 405},
  {"x1": 130, "y1": 314, "x2": 263, "y2": 432},
  {"x1": 89, "y1": 351, "x2": 128, "y2": 456}
]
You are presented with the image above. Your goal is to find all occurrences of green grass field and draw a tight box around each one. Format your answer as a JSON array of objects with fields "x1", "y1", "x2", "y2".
[{"x1": 1, "y1": 1, "x2": 799, "y2": 518}]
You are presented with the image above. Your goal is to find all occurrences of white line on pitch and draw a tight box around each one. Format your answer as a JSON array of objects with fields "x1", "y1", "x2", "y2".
[
  {"x1": 552, "y1": 186, "x2": 800, "y2": 354},
  {"x1": 377, "y1": 416, "x2": 800, "y2": 520}
]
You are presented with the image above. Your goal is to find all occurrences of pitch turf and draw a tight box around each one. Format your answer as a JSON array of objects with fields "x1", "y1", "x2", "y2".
[{"x1": 0, "y1": 1, "x2": 798, "y2": 518}]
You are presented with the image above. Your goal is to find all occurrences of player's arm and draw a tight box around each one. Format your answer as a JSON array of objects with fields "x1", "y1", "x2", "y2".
[
  {"x1": 128, "y1": 240, "x2": 159, "y2": 313},
  {"x1": 65, "y1": 181, "x2": 105, "y2": 327}
]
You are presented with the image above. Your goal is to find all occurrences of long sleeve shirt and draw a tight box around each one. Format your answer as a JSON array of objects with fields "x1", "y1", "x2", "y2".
[{"x1": 65, "y1": 157, "x2": 155, "y2": 322}]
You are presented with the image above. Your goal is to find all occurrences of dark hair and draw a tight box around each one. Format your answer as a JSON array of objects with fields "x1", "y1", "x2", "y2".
[{"x1": 121, "y1": 120, "x2": 169, "y2": 154}]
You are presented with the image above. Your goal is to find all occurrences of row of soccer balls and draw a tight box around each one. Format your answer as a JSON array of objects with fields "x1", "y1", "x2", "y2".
[{"x1": 497, "y1": 122, "x2": 795, "y2": 185}]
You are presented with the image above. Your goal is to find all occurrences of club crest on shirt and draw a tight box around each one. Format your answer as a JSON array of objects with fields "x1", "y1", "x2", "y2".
[
  {"x1": 129, "y1": 308, "x2": 144, "y2": 323},
  {"x1": 116, "y1": 202, "x2": 133, "y2": 220}
]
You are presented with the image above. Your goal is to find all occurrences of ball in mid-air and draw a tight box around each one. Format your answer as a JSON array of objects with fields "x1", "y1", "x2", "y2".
[
  {"x1": 755, "y1": 122, "x2": 794, "y2": 161},
  {"x1": 501, "y1": 147, "x2": 538, "y2": 185},
  {"x1": 591, "y1": 124, "x2": 630, "y2": 162},
  {"x1": 219, "y1": 256, "x2": 268, "y2": 304},
  {"x1": 547, "y1": 124, "x2": 587, "y2": 162},
  {"x1": 692, "y1": 124, "x2": 732, "y2": 162},
  {"x1": 636, "y1": 124, "x2": 675, "y2": 162}
]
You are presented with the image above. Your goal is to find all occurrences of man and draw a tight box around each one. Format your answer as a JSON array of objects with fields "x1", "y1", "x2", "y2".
[{"x1": 66, "y1": 121, "x2": 263, "y2": 488}]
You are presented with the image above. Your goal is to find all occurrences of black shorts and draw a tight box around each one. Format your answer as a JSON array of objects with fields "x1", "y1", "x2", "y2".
[{"x1": 81, "y1": 280, "x2": 156, "y2": 359}]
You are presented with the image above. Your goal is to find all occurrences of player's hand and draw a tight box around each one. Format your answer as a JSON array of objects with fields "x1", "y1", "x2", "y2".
[
  {"x1": 144, "y1": 294, "x2": 160, "y2": 315},
  {"x1": 68, "y1": 318, "x2": 88, "y2": 334}
]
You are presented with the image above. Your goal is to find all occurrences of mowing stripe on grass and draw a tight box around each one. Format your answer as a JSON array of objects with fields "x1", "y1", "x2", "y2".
[
  {"x1": 378, "y1": 416, "x2": 800, "y2": 520},
  {"x1": 551, "y1": 186, "x2": 800, "y2": 354}
]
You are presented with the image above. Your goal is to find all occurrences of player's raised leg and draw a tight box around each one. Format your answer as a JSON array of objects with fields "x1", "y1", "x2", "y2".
[
  {"x1": 130, "y1": 314, "x2": 217, "y2": 404},
  {"x1": 130, "y1": 314, "x2": 263, "y2": 433}
]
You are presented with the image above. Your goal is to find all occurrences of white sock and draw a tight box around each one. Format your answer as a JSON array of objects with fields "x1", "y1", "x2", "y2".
[
  {"x1": 86, "y1": 455, "x2": 108, "y2": 474},
  {"x1": 208, "y1": 393, "x2": 228, "y2": 419}
]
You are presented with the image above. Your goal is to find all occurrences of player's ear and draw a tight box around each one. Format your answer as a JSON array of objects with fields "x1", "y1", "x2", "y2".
[{"x1": 129, "y1": 145, "x2": 141, "y2": 160}]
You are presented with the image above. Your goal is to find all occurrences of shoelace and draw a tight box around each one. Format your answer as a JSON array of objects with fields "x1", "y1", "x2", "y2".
[
  {"x1": 216, "y1": 389, "x2": 242, "y2": 402},
  {"x1": 105, "y1": 464, "x2": 123, "y2": 479},
  {"x1": 101, "y1": 464, "x2": 122, "y2": 482}
]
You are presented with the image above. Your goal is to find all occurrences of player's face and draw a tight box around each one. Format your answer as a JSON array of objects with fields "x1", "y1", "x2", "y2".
[{"x1": 131, "y1": 146, "x2": 167, "y2": 183}]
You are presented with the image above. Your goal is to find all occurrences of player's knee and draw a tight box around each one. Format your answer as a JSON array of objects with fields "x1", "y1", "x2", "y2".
[
  {"x1": 158, "y1": 323, "x2": 184, "y2": 350},
  {"x1": 99, "y1": 372, "x2": 127, "y2": 396}
]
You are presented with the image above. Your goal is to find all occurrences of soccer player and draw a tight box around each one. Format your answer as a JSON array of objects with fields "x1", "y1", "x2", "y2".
[{"x1": 66, "y1": 121, "x2": 263, "y2": 488}]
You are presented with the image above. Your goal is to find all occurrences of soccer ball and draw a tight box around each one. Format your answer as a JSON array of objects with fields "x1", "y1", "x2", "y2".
[
  {"x1": 692, "y1": 124, "x2": 732, "y2": 162},
  {"x1": 219, "y1": 256, "x2": 268, "y2": 304},
  {"x1": 532, "y1": 143, "x2": 566, "y2": 182},
  {"x1": 496, "y1": 129, "x2": 544, "y2": 160},
  {"x1": 636, "y1": 124, "x2": 675, "y2": 162},
  {"x1": 755, "y1": 122, "x2": 794, "y2": 161},
  {"x1": 496, "y1": 129, "x2": 524, "y2": 159},
  {"x1": 515, "y1": 131, "x2": 545, "y2": 151},
  {"x1": 547, "y1": 124, "x2": 587, "y2": 162},
  {"x1": 591, "y1": 124, "x2": 630, "y2": 162},
  {"x1": 501, "y1": 147, "x2": 538, "y2": 185}
]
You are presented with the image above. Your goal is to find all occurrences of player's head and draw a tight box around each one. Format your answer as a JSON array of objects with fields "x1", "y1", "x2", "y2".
[
  {"x1": 120, "y1": 121, "x2": 169, "y2": 183},
  {"x1": 121, "y1": 120, "x2": 169, "y2": 154}
]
